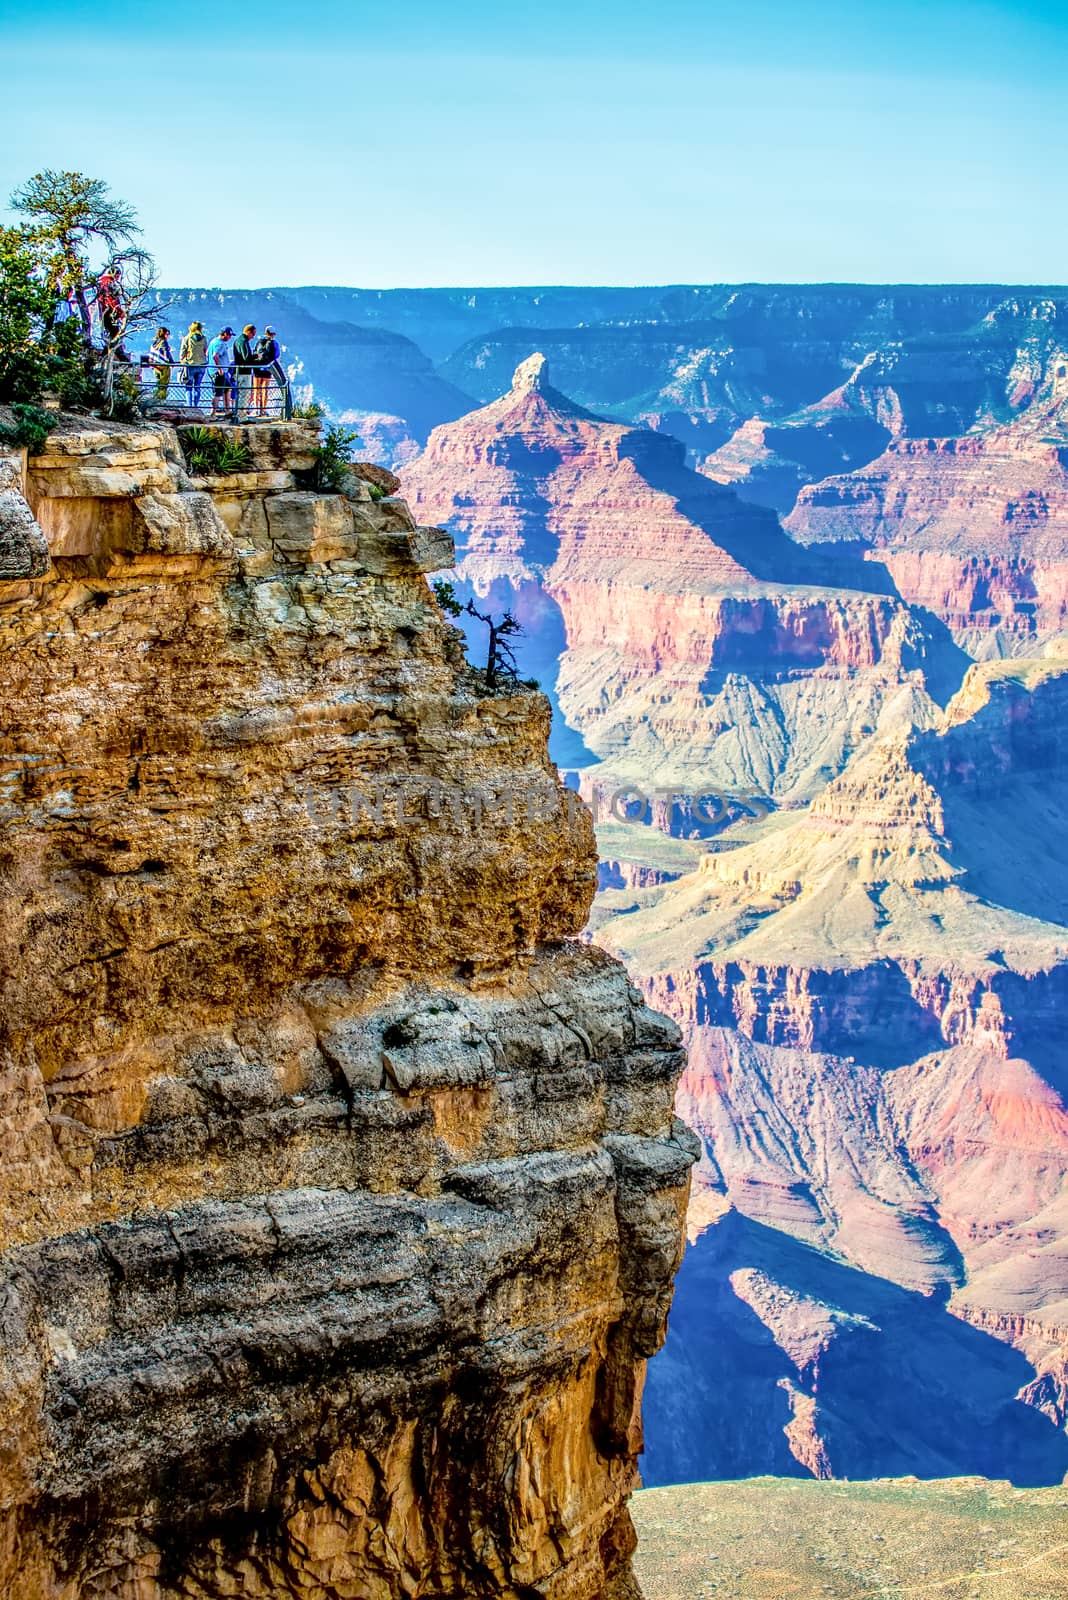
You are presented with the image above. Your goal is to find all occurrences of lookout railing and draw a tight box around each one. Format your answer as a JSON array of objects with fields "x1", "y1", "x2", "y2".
[{"x1": 112, "y1": 358, "x2": 294, "y2": 423}]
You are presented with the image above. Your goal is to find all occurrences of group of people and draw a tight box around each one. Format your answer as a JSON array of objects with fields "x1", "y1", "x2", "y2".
[{"x1": 146, "y1": 321, "x2": 286, "y2": 418}]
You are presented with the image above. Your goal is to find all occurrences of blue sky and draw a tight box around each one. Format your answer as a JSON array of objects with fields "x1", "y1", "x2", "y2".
[{"x1": 2, "y1": 0, "x2": 1066, "y2": 285}]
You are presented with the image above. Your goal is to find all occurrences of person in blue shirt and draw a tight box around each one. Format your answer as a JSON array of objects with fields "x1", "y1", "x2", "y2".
[{"x1": 206, "y1": 326, "x2": 235, "y2": 416}]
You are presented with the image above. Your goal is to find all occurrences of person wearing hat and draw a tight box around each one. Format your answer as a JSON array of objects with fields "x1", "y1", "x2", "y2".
[
  {"x1": 206, "y1": 325, "x2": 235, "y2": 416},
  {"x1": 233, "y1": 323, "x2": 258, "y2": 422},
  {"x1": 179, "y1": 321, "x2": 209, "y2": 409},
  {"x1": 253, "y1": 325, "x2": 283, "y2": 417}
]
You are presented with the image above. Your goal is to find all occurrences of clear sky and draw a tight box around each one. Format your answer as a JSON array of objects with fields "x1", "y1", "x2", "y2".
[{"x1": 2, "y1": 0, "x2": 1066, "y2": 286}]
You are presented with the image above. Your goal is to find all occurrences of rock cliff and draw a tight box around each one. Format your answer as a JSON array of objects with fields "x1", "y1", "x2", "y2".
[
  {"x1": 595, "y1": 660, "x2": 1068, "y2": 1482},
  {"x1": 786, "y1": 361, "x2": 1068, "y2": 655},
  {"x1": 402, "y1": 356, "x2": 961, "y2": 797},
  {"x1": 0, "y1": 413, "x2": 695, "y2": 1597}
]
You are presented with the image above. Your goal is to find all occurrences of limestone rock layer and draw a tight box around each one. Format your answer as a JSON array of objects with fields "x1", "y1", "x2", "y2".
[{"x1": 0, "y1": 416, "x2": 694, "y2": 1599}]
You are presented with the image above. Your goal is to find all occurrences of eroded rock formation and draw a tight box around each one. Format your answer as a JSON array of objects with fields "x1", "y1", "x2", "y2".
[
  {"x1": 397, "y1": 355, "x2": 1068, "y2": 1484},
  {"x1": 596, "y1": 661, "x2": 1068, "y2": 1483},
  {"x1": 0, "y1": 414, "x2": 695, "y2": 1598},
  {"x1": 403, "y1": 355, "x2": 962, "y2": 798},
  {"x1": 786, "y1": 361, "x2": 1068, "y2": 656}
]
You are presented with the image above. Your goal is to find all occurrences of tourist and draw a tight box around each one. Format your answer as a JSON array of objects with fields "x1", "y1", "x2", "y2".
[
  {"x1": 253, "y1": 325, "x2": 282, "y2": 416},
  {"x1": 180, "y1": 321, "x2": 209, "y2": 409},
  {"x1": 207, "y1": 325, "x2": 235, "y2": 417},
  {"x1": 149, "y1": 326, "x2": 174, "y2": 402},
  {"x1": 96, "y1": 265, "x2": 126, "y2": 344},
  {"x1": 233, "y1": 324, "x2": 257, "y2": 422}
]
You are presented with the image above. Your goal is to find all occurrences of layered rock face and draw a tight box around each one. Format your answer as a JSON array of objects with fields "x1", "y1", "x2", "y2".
[
  {"x1": 134, "y1": 289, "x2": 1068, "y2": 1491},
  {"x1": 403, "y1": 355, "x2": 957, "y2": 797},
  {"x1": 0, "y1": 416, "x2": 695, "y2": 1597},
  {"x1": 697, "y1": 393, "x2": 892, "y2": 517},
  {"x1": 595, "y1": 660, "x2": 1068, "y2": 1483},
  {"x1": 433, "y1": 289, "x2": 1068, "y2": 461},
  {"x1": 786, "y1": 363, "x2": 1068, "y2": 655}
]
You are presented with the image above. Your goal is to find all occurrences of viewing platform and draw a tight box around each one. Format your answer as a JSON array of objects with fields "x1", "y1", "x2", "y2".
[{"x1": 113, "y1": 360, "x2": 294, "y2": 424}]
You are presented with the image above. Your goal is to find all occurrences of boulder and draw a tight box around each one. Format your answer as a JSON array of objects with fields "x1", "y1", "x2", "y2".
[
  {"x1": 352, "y1": 461, "x2": 402, "y2": 498},
  {"x1": 0, "y1": 486, "x2": 51, "y2": 579},
  {"x1": 132, "y1": 492, "x2": 233, "y2": 557},
  {"x1": 357, "y1": 520, "x2": 455, "y2": 577},
  {"x1": 265, "y1": 491, "x2": 357, "y2": 562}
]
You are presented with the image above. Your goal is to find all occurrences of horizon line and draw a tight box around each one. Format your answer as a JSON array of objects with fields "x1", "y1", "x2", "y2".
[{"x1": 155, "y1": 280, "x2": 1068, "y2": 293}]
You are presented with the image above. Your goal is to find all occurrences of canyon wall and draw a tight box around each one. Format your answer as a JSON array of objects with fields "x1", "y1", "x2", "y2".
[
  {"x1": 596, "y1": 660, "x2": 1068, "y2": 1484},
  {"x1": 0, "y1": 415, "x2": 695, "y2": 1597},
  {"x1": 398, "y1": 351, "x2": 1068, "y2": 1486},
  {"x1": 403, "y1": 355, "x2": 956, "y2": 797},
  {"x1": 786, "y1": 365, "x2": 1068, "y2": 656}
]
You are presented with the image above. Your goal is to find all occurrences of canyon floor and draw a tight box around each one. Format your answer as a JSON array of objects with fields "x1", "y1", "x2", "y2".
[{"x1": 632, "y1": 1477, "x2": 1068, "y2": 1599}]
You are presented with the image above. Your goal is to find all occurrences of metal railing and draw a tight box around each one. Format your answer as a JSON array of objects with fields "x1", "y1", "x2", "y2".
[{"x1": 114, "y1": 358, "x2": 293, "y2": 422}]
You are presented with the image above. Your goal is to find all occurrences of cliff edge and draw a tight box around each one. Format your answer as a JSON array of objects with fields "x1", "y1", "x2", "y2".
[{"x1": 0, "y1": 415, "x2": 696, "y2": 1598}]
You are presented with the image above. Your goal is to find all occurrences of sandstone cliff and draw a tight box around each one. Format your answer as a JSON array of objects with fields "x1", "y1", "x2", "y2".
[{"x1": 0, "y1": 413, "x2": 695, "y2": 1598}]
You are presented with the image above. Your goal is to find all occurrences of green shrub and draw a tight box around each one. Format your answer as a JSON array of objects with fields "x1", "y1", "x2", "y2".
[
  {"x1": 180, "y1": 425, "x2": 252, "y2": 475},
  {"x1": 432, "y1": 579, "x2": 463, "y2": 617},
  {"x1": 48, "y1": 317, "x2": 92, "y2": 408},
  {"x1": 216, "y1": 440, "x2": 254, "y2": 473},
  {"x1": 0, "y1": 226, "x2": 54, "y2": 403},
  {"x1": 292, "y1": 400, "x2": 324, "y2": 422},
  {"x1": 107, "y1": 367, "x2": 144, "y2": 422},
  {"x1": 311, "y1": 424, "x2": 359, "y2": 491},
  {"x1": 0, "y1": 401, "x2": 58, "y2": 452}
]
